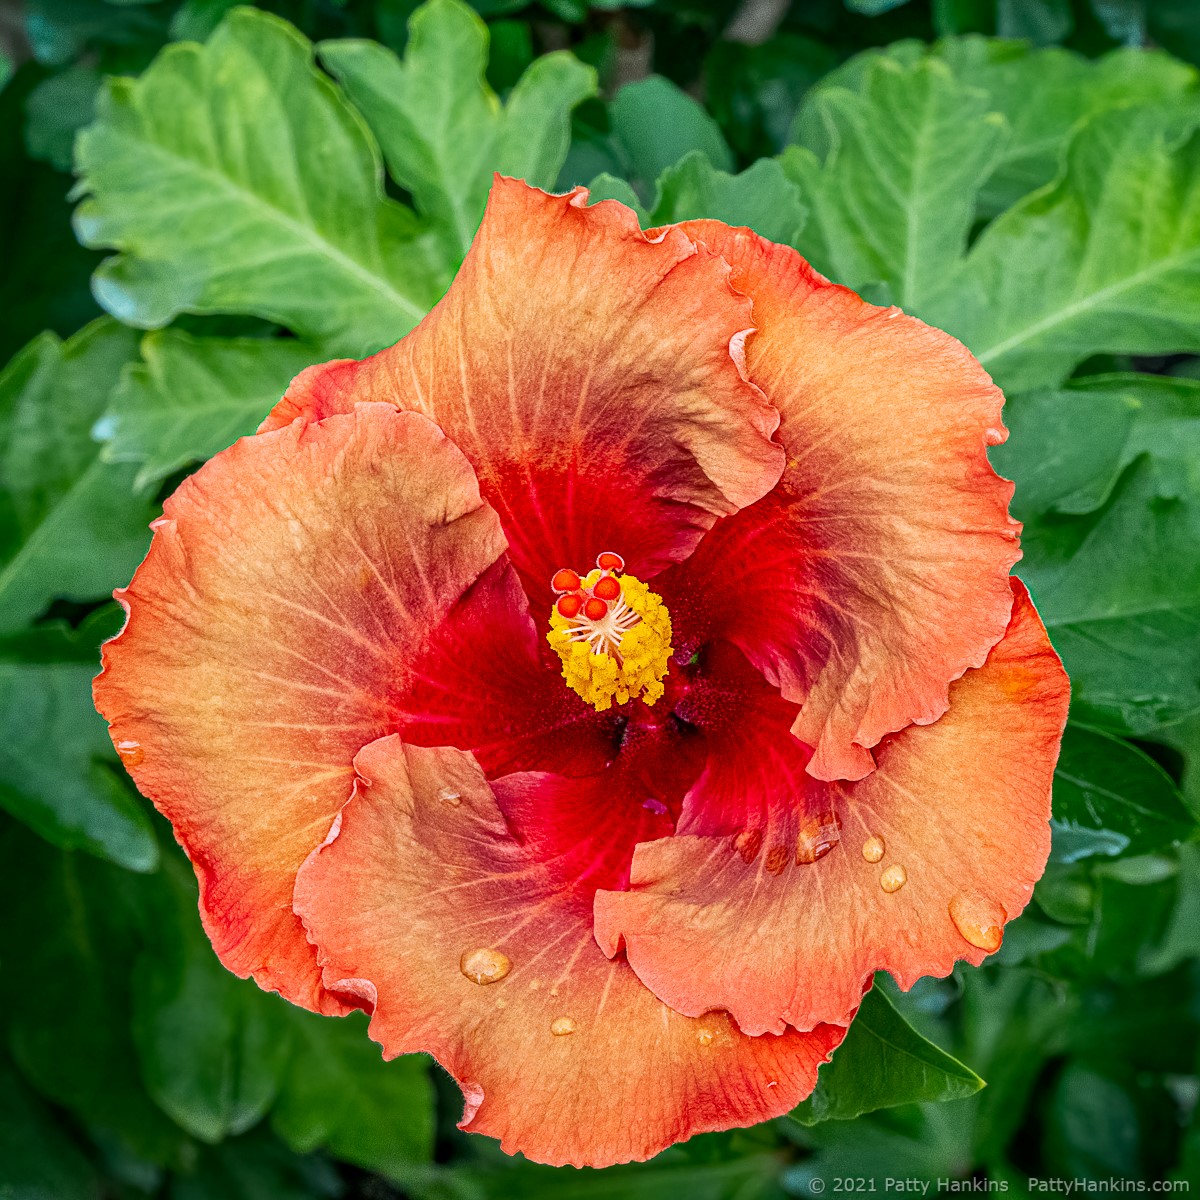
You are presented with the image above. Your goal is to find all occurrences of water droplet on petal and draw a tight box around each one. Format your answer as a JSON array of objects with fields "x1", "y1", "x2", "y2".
[
  {"x1": 949, "y1": 892, "x2": 1006, "y2": 952},
  {"x1": 643, "y1": 797, "x2": 668, "y2": 816},
  {"x1": 796, "y1": 813, "x2": 841, "y2": 864},
  {"x1": 438, "y1": 787, "x2": 462, "y2": 807},
  {"x1": 732, "y1": 829, "x2": 763, "y2": 864},
  {"x1": 116, "y1": 740, "x2": 144, "y2": 768},
  {"x1": 880, "y1": 864, "x2": 907, "y2": 893},
  {"x1": 861, "y1": 836, "x2": 885, "y2": 863},
  {"x1": 697, "y1": 1028, "x2": 714, "y2": 1046},
  {"x1": 550, "y1": 1016, "x2": 577, "y2": 1036},
  {"x1": 459, "y1": 947, "x2": 511, "y2": 985},
  {"x1": 764, "y1": 844, "x2": 789, "y2": 875}
]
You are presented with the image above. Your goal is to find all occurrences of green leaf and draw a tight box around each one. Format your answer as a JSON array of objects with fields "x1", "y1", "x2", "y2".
[
  {"x1": 0, "y1": 822, "x2": 190, "y2": 1166},
  {"x1": 0, "y1": 642, "x2": 158, "y2": 871},
  {"x1": 846, "y1": 0, "x2": 912, "y2": 13},
  {"x1": 1052, "y1": 724, "x2": 1196, "y2": 863},
  {"x1": 958, "y1": 971, "x2": 1072, "y2": 1165},
  {"x1": 995, "y1": 374, "x2": 1200, "y2": 520},
  {"x1": 0, "y1": 319, "x2": 155, "y2": 633},
  {"x1": 100, "y1": 330, "x2": 317, "y2": 491},
  {"x1": 1046, "y1": 1064, "x2": 1142, "y2": 1178},
  {"x1": 611, "y1": 76, "x2": 733, "y2": 194},
  {"x1": 646, "y1": 152, "x2": 807, "y2": 246},
  {"x1": 998, "y1": 374, "x2": 1200, "y2": 735},
  {"x1": 321, "y1": 0, "x2": 595, "y2": 262},
  {"x1": 73, "y1": 8, "x2": 447, "y2": 358},
  {"x1": 939, "y1": 40, "x2": 1197, "y2": 215},
  {"x1": 23, "y1": 0, "x2": 167, "y2": 67},
  {"x1": 1140, "y1": 843, "x2": 1200, "y2": 973},
  {"x1": 463, "y1": 1141, "x2": 785, "y2": 1200},
  {"x1": 705, "y1": 34, "x2": 837, "y2": 160},
  {"x1": 0, "y1": 72, "x2": 103, "y2": 364},
  {"x1": 1084, "y1": 859, "x2": 1179, "y2": 980},
  {"x1": 790, "y1": 986, "x2": 983, "y2": 1125},
  {"x1": 272, "y1": 1009, "x2": 434, "y2": 1177},
  {"x1": 170, "y1": 1127, "x2": 341, "y2": 1200},
  {"x1": 1019, "y1": 457, "x2": 1200, "y2": 735},
  {"x1": 132, "y1": 852, "x2": 292, "y2": 1143},
  {"x1": 787, "y1": 41, "x2": 1200, "y2": 304},
  {"x1": 785, "y1": 55, "x2": 1006, "y2": 312},
  {"x1": 23, "y1": 65, "x2": 102, "y2": 173},
  {"x1": 586, "y1": 171, "x2": 647, "y2": 220},
  {"x1": 931, "y1": 105, "x2": 1200, "y2": 391},
  {"x1": 0, "y1": 1054, "x2": 103, "y2": 1200},
  {"x1": 1036, "y1": 861, "x2": 1105, "y2": 930},
  {"x1": 996, "y1": 0, "x2": 1073, "y2": 43}
]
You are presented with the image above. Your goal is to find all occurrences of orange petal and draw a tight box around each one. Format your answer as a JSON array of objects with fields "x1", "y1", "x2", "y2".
[
  {"x1": 93, "y1": 405, "x2": 516, "y2": 1013},
  {"x1": 293, "y1": 736, "x2": 844, "y2": 1167},
  {"x1": 669, "y1": 222, "x2": 1021, "y2": 782},
  {"x1": 594, "y1": 581, "x2": 1068, "y2": 1035},
  {"x1": 262, "y1": 179, "x2": 785, "y2": 603}
]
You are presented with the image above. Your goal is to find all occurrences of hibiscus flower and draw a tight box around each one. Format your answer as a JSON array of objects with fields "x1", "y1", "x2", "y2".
[{"x1": 94, "y1": 179, "x2": 1069, "y2": 1168}]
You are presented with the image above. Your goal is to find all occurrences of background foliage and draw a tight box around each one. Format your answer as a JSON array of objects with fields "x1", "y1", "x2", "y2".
[{"x1": 3, "y1": 0, "x2": 1200, "y2": 1194}]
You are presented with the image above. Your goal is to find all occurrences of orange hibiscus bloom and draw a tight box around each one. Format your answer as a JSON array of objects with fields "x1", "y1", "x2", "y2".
[{"x1": 94, "y1": 179, "x2": 1069, "y2": 1167}]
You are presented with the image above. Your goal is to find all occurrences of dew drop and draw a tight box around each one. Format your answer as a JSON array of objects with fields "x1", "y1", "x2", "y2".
[
  {"x1": 437, "y1": 787, "x2": 462, "y2": 807},
  {"x1": 116, "y1": 740, "x2": 144, "y2": 768},
  {"x1": 949, "y1": 892, "x2": 1006, "y2": 952},
  {"x1": 697, "y1": 1028, "x2": 714, "y2": 1047},
  {"x1": 459, "y1": 947, "x2": 511, "y2": 985},
  {"x1": 880, "y1": 864, "x2": 907, "y2": 893},
  {"x1": 550, "y1": 1016, "x2": 577, "y2": 1036},
  {"x1": 796, "y1": 813, "x2": 841, "y2": 865},
  {"x1": 643, "y1": 797, "x2": 668, "y2": 816},
  {"x1": 549, "y1": 986, "x2": 560, "y2": 998},
  {"x1": 731, "y1": 829, "x2": 763, "y2": 864},
  {"x1": 764, "y1": 844, "x2": 790, "y2": 875},
  {"x1": 861, "y1": 836, "x2": 885, "y2": 863}
]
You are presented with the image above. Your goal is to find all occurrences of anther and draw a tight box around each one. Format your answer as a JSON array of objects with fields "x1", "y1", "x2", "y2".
[
  {"x1": 596, "y1": 552, "x2": 624, "y2": 572},
  {"x1": 552, "y1": 568, "x2": 581, "y2": 593},
  {"x1": 556, "y1": 593, "x2": 583, "y2": 618},
  {"x1": 593, "y1": 575, "x2": 621, "y2": 601}
]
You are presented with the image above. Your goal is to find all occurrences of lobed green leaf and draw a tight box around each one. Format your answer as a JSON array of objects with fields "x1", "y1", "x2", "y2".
[
  {"x1": 321, "y1": 0, "x2": 595, "y2": 263},
  {"x1": 73, "y1": 8, "x2": 447, "y2": 357},
  {"x1": 100, "y1": 329, "x2": 317, "y2": 491}
]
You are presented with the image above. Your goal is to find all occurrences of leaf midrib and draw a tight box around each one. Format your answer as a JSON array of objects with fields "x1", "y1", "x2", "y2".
[
  {"x1": 976, "y1": 247, "x2": 1199, "y2": 367},
  {"x1": 103, "y1": 134, "x2": 429, "y2": 327}
]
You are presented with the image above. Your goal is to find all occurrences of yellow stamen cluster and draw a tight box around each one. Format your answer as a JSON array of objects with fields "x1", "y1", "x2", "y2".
[{"x1": 547, "y1": 570, "x2": 673, "y2": 711}]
